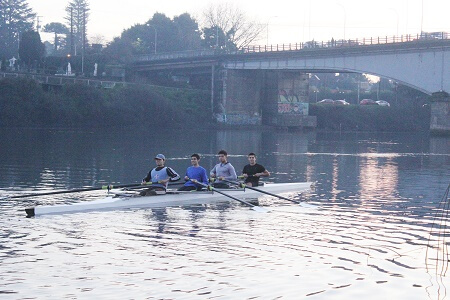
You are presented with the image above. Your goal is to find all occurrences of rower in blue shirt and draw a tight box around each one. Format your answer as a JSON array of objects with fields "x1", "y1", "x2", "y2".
[{"x1": 178, "y1": 153, "x2": 209, "y2": 191}]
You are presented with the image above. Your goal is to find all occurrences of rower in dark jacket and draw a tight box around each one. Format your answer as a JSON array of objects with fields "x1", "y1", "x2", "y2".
[
  {"x1": 242, "y1": 152, "x2": 270, "y2": 187},
  {"x1": 141, "y1": 153, "x2": 180, "y2": 195}
]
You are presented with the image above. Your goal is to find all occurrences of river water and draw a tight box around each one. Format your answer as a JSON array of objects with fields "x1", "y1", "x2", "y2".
[{"x1": 0, "y1": 127, "x2": 449, "y2": 299}]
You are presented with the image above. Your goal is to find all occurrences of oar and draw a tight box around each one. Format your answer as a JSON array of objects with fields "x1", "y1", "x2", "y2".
[
  {"x1": 223, "y1": 179, "x2": 301, "y2": 204},
  {"x1": 1, "y1": 182, "x2": 162, "y2": 200},
  {"x1": 195, "y1": 181, "x2": 269, "y2": 213}
]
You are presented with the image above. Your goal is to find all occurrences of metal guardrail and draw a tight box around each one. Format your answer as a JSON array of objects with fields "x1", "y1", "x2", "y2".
[
  {"x1": 133, "y1": 32, "x2": 449, "y2": 62},
  {"x1": 243, "y1": 32, "x2": 450, "y2": 53},
  {"x1": 0, "y1": 72, "x2": 125, "y2": 89},
  {"x1": 134, "y1": 49, "x2": 216, "y2": 62},
  {"x1": 0, "y1": 71, "x2": 209, "y2": 92}
]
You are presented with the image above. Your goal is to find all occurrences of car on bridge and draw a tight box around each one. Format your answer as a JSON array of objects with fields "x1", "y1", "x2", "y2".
[
  {"x1": 376, "y1": 100, "x2": 390, "y2": 107},
  {"x1": 360, "y1": 99, "x2": 377, "y2": 105},
  {"x1": 317, "y1": 99, "x2": 335, "y2": 104},
  {"x1": 335, "y1": 100, "x2": 350, "y2": 105}
]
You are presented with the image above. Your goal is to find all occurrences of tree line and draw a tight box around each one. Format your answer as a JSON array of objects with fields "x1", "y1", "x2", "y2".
[
  {"x1": 0, "y1": 0, "x2": 265, "y2": 71},
  {"x1": 0, "y1": 0, "x2": 90, "y2": 70}
]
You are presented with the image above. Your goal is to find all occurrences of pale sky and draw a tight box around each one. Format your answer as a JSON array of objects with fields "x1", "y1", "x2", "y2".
[{"x1": 28, "y1": 0, "x2": 450, "y2": 46}]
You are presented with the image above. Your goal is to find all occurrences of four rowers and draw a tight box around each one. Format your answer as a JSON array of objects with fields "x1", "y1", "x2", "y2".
[{"x1": 142, "y1": 150, "x2": 270, "y2": 192}]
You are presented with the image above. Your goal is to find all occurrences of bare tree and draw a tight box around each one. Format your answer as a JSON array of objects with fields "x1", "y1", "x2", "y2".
[
  {"x1": 202, "y1": 3, "x2": 264, "y2": 49},
  {"x1": 90, "y1": 34, "x2": 106, "y2": 45}
]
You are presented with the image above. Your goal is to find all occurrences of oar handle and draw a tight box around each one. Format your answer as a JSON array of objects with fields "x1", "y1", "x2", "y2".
[
  {"x1": 195, "y1": 182, "x2": 268, "y2": 212},
  {"x1": 5, "y1": 182, "x2": 156, "y2": 199}
]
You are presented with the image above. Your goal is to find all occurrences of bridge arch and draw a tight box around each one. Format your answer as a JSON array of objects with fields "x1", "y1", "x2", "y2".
[{"x1": 224, "y1": 43, "x2": 449, "y2": 95}]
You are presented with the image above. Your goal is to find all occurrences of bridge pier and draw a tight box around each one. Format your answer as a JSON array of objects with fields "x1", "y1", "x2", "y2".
[
  {"x1": 216, "y1": 69, "x2": 316, "y2": 128},
  {"x1": 430, "y1": 92, "x2": 450, "y2": 135}
]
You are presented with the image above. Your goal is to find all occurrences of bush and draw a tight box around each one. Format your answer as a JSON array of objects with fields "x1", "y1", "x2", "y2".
[
  {"x1": 0, "y1": 77, "x2": 212, "y2": 128},
  {"x1": 309, "y1": 104, "x2": 430, "y2": 131}
]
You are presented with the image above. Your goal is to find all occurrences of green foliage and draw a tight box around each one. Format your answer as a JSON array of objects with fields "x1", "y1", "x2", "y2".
[
  {"x1": 0, "y1": 77, "x2": 212, "y2": 128},
  {"x1": 104, "y1": 12, "x2": 202, "y2": 63},
  {"x1": 202, "y1": 26, "x2": 227, "y2": 49},
  {"x1": 0, "y1": 78, "x2": 46, "y2": 126},
  {"x1": 0, "y1": 0, "x2": 35, "y2": 59},
  {"x1": 65, "y1": 0, "x2": 90, "y2": 51},
  {"x1": 309, "y1": 104, "x2": 430, "y2": 132},
  {"x1": 19, "y1": 30, "x2": 45, "y2": 67},
  {"x1": 43, "y1": 22, "x2": 69, "y2": 52}
]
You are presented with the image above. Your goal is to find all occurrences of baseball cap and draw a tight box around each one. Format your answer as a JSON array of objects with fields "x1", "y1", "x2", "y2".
[{"x1": 155, "y1": 154, "x2": 165, "y2": 160}]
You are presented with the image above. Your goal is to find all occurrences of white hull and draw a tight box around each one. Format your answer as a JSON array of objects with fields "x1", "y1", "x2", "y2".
[{"x1": 26, "y1": 182, "x2": 313, "y2": 216}]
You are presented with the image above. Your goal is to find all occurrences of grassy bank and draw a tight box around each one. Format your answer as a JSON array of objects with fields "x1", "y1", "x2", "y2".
[
  {"x1": 309, "y1": 103, "x2": 431, "y2": 131},
  {"x1": 0, "y1": 77, "x2": 211, "y2": 127}
]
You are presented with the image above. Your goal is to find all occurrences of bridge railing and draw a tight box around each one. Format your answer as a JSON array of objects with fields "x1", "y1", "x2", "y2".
[
  {"x1": 0, "y1": 71, "x2": 127, "y2": 88},
  {"x1": 132, "y1": 32, "x2": 449, "y2": 62},
  {"x1": 0, "y1": 71, "x2": 209, "y2": 92},
  {"x1": 242, "y1": 32, "x2": 449, "y2": 53},
  {"x1": 134, "y1": 49, "x2": 217, "y2": 62}
]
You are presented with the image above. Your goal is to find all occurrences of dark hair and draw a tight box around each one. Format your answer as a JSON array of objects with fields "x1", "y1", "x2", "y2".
[
  {"x1": 248, "y1": 152, "x2": 256, "y2": 157},
  {"x1": 191, "y1": 153, "x2": 200, "y2": 160},
  {"x1": 218, "y1": 150, "x2": 228, "y2": 156}
]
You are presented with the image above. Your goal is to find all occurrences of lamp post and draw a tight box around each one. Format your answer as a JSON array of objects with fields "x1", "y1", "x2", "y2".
[
  {"x1": 389, "y1": 8, "x2": 399, "y2": 37},
  {"x1": 420, "y1": 0, "x2": 424, "y2": 34},
  {"x1": 147, "y1": 24, "x2": 157, "y2": 54},
  {"x1": 336, "y1": 3, "x2": 346, "y2": 40}
]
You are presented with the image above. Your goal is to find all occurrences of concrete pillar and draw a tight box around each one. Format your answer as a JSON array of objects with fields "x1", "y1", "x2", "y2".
[
  {"x1": 218, "y1": 69, "x2": 317, "y2": 128},
  {"x1": 217, "y1": 69, "x2": 264, "y2": 125},
  {"x1": 430, "y1": 92, "x2": 450, "y2": 135},
  {"x1": 262, "y1": 71, "x2": 316, "y2": 128}
]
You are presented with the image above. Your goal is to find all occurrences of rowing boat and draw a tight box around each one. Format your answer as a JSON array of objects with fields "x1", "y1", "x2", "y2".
[{"x1": 25, "y1": 182, "x2": 313, "y2": 217}]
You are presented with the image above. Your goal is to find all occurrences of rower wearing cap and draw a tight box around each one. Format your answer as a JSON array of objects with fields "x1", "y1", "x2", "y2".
[{"x1": 141, "y1": 154, "x2": 180, "y2": 195}]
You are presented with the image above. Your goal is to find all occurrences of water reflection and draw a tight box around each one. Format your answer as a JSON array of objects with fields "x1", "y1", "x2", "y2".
[{"x1": 0, "y1": 128, "x2": 449, "y2": 299}]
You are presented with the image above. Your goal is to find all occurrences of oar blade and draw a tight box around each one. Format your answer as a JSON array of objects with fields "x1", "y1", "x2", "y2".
[
  {"x1": 299, "y1": 202, "x2": 317, "y2": 209},
  {"x1": 251, "y1": 206, "x2": 270, "y2": 213}
]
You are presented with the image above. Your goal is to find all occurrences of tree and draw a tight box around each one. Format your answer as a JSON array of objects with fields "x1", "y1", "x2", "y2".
[
  {"x1": 202, "y1": 3, "x2": 264, "y2": 50},
  {"x1": 173, "y1": 13, "x2": 202, "y2": 51},
  {"x1": 43, "y1": 22, "x2": 69, "y2": 53},
  {"x1": 202, "y1": 26, "x2": 227, "y2": 50},
  {"x1": 104, "y1": 13, "x2": 203, "y2": 63},
  {"x1": 18, "y1": 30, "x2": 45, "y2": 69},
  {"x1": 65, "y1": 0, "x2": 90, "y2": 54},
  {"x1": 0, "y1": 0, "x2": 35, "y2": 59}
]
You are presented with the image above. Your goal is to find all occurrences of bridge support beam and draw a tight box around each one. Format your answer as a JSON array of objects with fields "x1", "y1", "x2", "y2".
[
  {"x1": 216, "y1": 69, "x2": 316, "y2": 128},
  {"x1": 430, "y1": 92, "x2": 450, "y2": 135},
  {"x1": 215, "y1": 69, "x2": 264, "y2": 125}
]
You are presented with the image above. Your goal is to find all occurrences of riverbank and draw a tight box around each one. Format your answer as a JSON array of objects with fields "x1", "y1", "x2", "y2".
[
  {"x1": 309, "y1": 103, "x2": 431, "y2": 132},
  {"x1": 0, "y1": 77, "x2": 211, "y2": 128},
  {"x1": 0, "y1": 77, "x2": 432, "y2": 131}
]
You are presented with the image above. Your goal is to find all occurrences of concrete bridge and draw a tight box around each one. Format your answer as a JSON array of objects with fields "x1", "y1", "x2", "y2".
[{"x1": 132, "y1": 33, "x2": 450, "y2": 131}]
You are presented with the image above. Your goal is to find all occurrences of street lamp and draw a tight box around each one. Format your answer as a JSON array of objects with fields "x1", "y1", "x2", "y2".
[
  {"x1": 147, "y1": 24, "x2": 157, "y2": 54},
  {"x1": 336, "y1": 3, "x2": 346, "y2": 40},
  {"x1": 420, "y1": 0, "x2": 424, "y2": 34},
  {"x1": 388, "y1": 8, "x2": 399, "y2": 37}
]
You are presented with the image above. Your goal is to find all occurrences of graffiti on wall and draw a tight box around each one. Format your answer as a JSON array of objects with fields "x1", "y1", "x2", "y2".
[
  {"x1": 278, "y1": 102, "x2": 309, "y2": 115},
  {"x1": 277, "y1": 73, "x2": 309, "y2": 115}
]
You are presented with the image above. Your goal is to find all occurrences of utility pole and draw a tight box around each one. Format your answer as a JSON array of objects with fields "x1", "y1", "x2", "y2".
[
  {"x1": 81, "y1": 9, "x2": 86, "y2": 75},
  {"x1": 70, "y1": 7, "x2": 74, "y2": 57},
  {"x1": 216, "y1": 26, "x2": 219, "y2": 48},
  {"x1": 36, "y1": 16, "x2": 42, "y2": 32}
]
